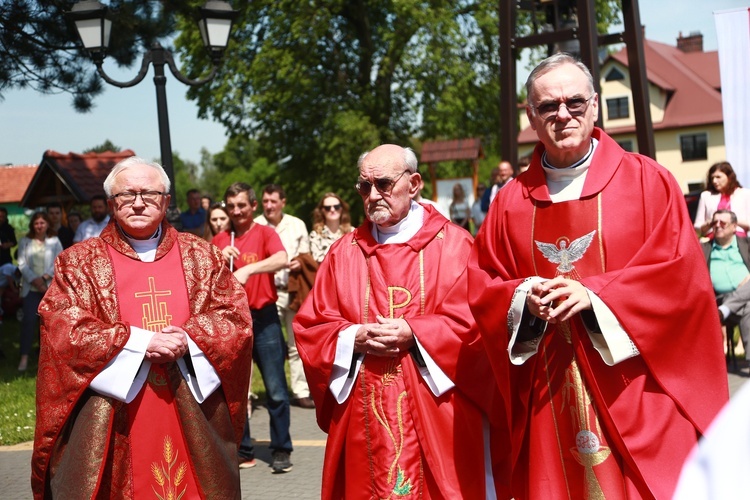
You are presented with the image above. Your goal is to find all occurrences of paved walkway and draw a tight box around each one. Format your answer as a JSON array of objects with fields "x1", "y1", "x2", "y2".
[
  {"x1": 2, "y1": 371, "x2": 747, "y2": 499},
  {"x1": 0, "y1": 403, "x2": 326, "y2": 499}
]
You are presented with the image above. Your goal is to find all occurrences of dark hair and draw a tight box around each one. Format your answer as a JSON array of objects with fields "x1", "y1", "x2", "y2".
[
  {"x1": 204, "y1": 202, "x2": 230, "y2": 239},
  {"x1": 224, "y1": 182, "x2": 257, "y2": 204},
  {"x1": 713, "y1": 209, "x2": 738, "y2": 224},
  {"x1": 67, "y1": 211, "x2": 82, "y2": 222},
  {"x1": 312, "y1": 192, "x2": 352, "y2": 234},
  {"x1": 90, "y1": 194, "x2": 108, "y2": 205},
  {"x1": 46, "y1": 202, "x2": 62, "y2": 210},
  {"x1": 0, "y1": 207, "x2": 7, "y2": 216},
  {"x1": 707, "y1": 161, "x2": 741, "y2": 194},
  {"x1": 27, "y1": 212, "x2": 56, "y2": 238},
  {"x1": 262, "y1": 184, "x2": 286, "y2": 200},
  {"x1": 186, "y1": 188, "x2": 200, "y2": 197}
]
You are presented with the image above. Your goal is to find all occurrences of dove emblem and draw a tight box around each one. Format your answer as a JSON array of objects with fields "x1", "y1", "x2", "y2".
[{"x1": 535, "y1": 230, "x2": 596, "y2": 274}]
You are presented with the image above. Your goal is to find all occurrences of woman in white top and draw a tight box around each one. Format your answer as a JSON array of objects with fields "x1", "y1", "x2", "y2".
[
  {"x1": 17, "y1": 212, "x2": 63, "y2": 371},
  {"x1": 694, "y1": 161, "x2": 750, "y2": 238},
  {"x1": 309, "y1": 193, "x2": 352, "y2": 263}
]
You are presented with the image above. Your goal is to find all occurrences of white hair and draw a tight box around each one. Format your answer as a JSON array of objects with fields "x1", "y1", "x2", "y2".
[
  {"x1": 357, "y1": 146, "x2": 418, "y2": 174},
  {"x1": 525, "y1": 52, "x2": 595, "y2": 104},
  {"x1": 103, "y1": 156, "x2": 171, "y2": 196}
]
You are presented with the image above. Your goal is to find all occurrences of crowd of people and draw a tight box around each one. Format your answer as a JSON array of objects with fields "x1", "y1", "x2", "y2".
[{"x1": 0, "y1": 52, "x2": 739, "y2": 498}]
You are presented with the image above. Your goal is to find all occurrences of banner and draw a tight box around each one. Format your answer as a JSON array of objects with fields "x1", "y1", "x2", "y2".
[{"x1": 715, "y1": 8, "x2": 750, "y2": 187}]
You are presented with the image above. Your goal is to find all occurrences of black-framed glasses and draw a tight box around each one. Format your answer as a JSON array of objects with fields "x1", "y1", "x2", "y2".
[
  {"x1": 109, "y1": 190, "x2": 166, "y2": 205},
  {"x1": 322, "y1": 204, "x2": 342, "y2": 212},
  {"x1": 355, "y1": 170, "x2": 410, "y2": 196},
  {"x1": 532, "y1": 94, "x2": 595, "y2": 120}
]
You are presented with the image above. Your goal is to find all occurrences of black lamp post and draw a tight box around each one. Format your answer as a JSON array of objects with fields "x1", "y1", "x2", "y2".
[{"x1": 67, "y1": 1, "x2": 238, "y2": 224}]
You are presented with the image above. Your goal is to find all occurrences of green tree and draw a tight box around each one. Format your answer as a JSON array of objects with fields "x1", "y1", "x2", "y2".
[
  {"x1": 83, "y1": 139, "x2": 121, "y2": 154},
  {"x1": 172, "y1": 151, "x2": 201, "y2": 211},
  {"x1": 178, "y1": 0, "x2": 620, "y2": 212},
  {"x1": 0, "y1": 1, "x2": 200, "y2": 111}
]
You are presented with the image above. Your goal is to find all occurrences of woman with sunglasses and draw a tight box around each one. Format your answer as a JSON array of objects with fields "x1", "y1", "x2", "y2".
[{"x1": 309, "y1": 193, "x2": 352, "y2": 263}]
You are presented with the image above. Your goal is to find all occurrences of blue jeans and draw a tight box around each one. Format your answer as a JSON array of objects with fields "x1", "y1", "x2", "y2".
[
  {"x1": 239, "y1": 303, "x2": 292, "y2": 458},
  {"x1": 21, "y1": 291, "x2": 44, "y2": 356}
]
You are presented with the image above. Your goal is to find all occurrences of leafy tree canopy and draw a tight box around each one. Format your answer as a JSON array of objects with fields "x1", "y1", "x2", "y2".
[
  {"x1": 83, "y1": 139, "x2": 121, "y2": 153},
  {"x1": 0, "y1": 1, "x2": 195, "y2": 111},
  {"x1": 177, "y1": 0, "x2": 620, "y2": 214}
]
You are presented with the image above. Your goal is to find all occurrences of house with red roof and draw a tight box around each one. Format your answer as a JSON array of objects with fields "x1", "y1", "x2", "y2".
[
  {"x1": 0, "y1": 164, "x2": 39, "y2": 216},
  {"x1": 20, "y1": 149, "x2": 136, "y2": 212},
  {"x1": 518, "y1": 32, "x2": 724, "y2": 193}
]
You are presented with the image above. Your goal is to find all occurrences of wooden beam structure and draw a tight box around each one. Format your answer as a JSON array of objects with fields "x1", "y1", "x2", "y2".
[{"x1": 499, "y1": 0, "x2": 655, "y2": 165}]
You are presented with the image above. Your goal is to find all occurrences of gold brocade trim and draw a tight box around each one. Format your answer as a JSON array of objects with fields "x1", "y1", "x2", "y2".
[
  {"x1": 567, "y1": 359, "x2": 610, "y2": 500},
  {"x1": 597, "y1": 194, "x2": 605, "y2": 273},
  {"x1": 531, "y1": 202, "x2": 539, "y2": 277},
  {"x1": 364, "y1": 255, "x2": 371, "y2": 324},
  {"x1": 419, "y1": 250, "x2": 425, "y2": 315},
  {"x1": 151, "y1": 435, "x2": 189, "y2": 500},
  {"x1": 543, "y1": 337, "x2": 573, "y2": 499},
  {"x1": 546, "y1": 323, "x2": 610, "y2": 500}
]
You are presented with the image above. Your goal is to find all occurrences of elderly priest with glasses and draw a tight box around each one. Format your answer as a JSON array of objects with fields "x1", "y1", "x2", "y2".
[
  {"x1": 31, "y1": 156, "x2": 253, "y2": 499},
  {"x1": 293, "y1": 144, "x2": 510, "y2": 499},
  {"x1": 468, "y1": 53, "x2": 728, "y2": 499}
]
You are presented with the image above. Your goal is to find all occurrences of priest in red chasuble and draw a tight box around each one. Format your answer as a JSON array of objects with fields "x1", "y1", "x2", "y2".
[
  {"x1": 293, "y1": 144, "x2": 510, "y2": 499},
  {"x1": 31, "y1": 157, "x2": 253, "y2": 499},
  {"x1": 467, "y1": 53, "x2": 729, "y2": 499}
]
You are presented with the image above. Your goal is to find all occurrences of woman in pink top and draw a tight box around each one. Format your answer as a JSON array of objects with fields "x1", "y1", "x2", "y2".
[{"x1": 695, "y1": 162, "x2": 750, "y2": 238}]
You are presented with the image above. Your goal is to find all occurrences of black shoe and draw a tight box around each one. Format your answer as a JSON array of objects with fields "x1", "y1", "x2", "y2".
[
  {"x1": 292, "y1": 397, "x2": 316, "y2": 409},
  {"x1": 271, "y1": 450, "x2": 293, "y2": 473}
]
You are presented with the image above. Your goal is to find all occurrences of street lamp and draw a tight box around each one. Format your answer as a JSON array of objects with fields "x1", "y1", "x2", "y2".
[{"x1": 67, "y1": 1, "x2": 238, "y2": 224}]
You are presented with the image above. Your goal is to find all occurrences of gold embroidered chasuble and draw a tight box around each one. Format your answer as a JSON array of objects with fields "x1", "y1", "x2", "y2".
[{"x1": 32, "y1": 222, "x2": 253, "y2": 499}]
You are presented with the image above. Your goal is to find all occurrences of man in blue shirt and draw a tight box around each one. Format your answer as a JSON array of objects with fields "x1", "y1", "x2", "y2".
[
  {"x1": 179, "y1": 189, "x2": 206, "y2": 236},
  {"x1": 702, "y1": 209, "x2": 750, "y2": 358}
]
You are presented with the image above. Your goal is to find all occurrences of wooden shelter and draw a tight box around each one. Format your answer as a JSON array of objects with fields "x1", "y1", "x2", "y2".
[
  {"x1": 21, "y1": 150, "x2": 136, "y2": 211},
  {"x1": 499, "y1": 0, "x2": 653, "y2": 164},
  {"x1": 420, "y1": 138, "x2": 485, "y2": 197}
]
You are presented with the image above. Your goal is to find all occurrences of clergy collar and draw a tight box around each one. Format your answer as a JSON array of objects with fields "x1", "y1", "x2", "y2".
[
  {"x1": 118, "y1": 224, "x2": 161, "y2": 261},
  {"x1": 371, "y1": 201, "x2": 424, "y2": 244},
  {"x1": 542, "y1": 139, "x2": 595, "y2": 170}
]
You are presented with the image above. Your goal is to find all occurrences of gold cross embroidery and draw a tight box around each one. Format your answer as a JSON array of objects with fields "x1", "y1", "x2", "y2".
[{"x1": 134, "y1": 277, "x2": 173, "y2": 332}]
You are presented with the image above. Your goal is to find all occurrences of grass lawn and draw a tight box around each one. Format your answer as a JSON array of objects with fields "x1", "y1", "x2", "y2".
[
  {"x1": 0, "y1": 316, "x2": 36, "y2": 446},
  {"x1": 0, "y1": 314, "x2": 285, "y2": 446}
]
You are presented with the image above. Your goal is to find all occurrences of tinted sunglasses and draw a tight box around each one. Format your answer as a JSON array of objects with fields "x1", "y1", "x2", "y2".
[
  {"x1": 322, "y1": 204, "x2": 341, "y2": 212},
  {"x1": 355, "y1": 170, "x2": 410, "y2": 196}
]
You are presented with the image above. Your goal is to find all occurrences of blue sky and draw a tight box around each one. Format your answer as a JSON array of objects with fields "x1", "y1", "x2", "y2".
[{"x1": 1, "y1": 1, "x2": 748, "y2": 167}]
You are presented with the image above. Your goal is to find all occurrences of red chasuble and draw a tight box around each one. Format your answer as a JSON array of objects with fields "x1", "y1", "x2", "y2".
[
  {"x1": 468, "y1": 128, "x2": 729, "y2": 500},
  {"x1": 32, "y1": 222, "x2": 253, "y2": 500},
  {"x1": 294, "y1": 206, "x2": 510, "y2": 500},
  {"x1": 108, "y1": 242, "x2": 202, "y2": 498}
]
